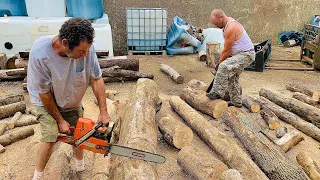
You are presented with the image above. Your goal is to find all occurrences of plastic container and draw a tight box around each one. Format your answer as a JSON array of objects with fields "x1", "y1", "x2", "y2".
[
  {"x1": 92, "y1": 23, "x2": 114, "y2": 57},
  {"x1": 126, "y1": 8, "x2": 167, "y2": 52},
  {"x1": 25, "y1": 0, "x2": 66, "y2": 18},
  {"x1": 93, "y1": 14, "x2": 109, "y2": 25},
  {"x1": 66, "y1": 0, "x2": 103, "y2": 20},
  {"x1": 0, "y1": 17, "x2": 34, "y2": 57},
  {"x1": 0, "y1": 0, "x2": 27, "y2": 16}
]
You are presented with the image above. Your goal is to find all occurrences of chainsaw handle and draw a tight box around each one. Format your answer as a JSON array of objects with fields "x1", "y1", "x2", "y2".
[{"x1": 95, "y1": 122, "x2": 104, "y2": 130}]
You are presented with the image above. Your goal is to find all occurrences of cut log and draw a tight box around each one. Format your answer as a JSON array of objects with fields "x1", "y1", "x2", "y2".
[
  {"x1": 0, "y1": 144, "x2": 5, "y2": 153},
  {"x1": 275, "y1": 130, "x2": 304, "y2": 152},
  {"x1": 284, "y1": 40, "x2": 297, "y2": 47},
  {"x1": 276, "y1": 126, "x2": 288, "y2": 138},
  {"x1": 0, "y1": 123, "x2": 7, "y2": 136},
  {"x1": 19, "y1": 51, "x2": 29, "y2": 59},
  {"x1": 0, "y1": 53, "x2": 7, "y2": 70},
  {"x1": 180, "y1": 88, "x2": 228, "y2": 118},
  {"x1": 0, "y1": 126, "x2": 34, "y2": 146},
  {"x1": 187, "y1": 79, "x2": 209, "y2": 91},
  {"x1": 286, "y1": 83, "x2": 319, "y2": 101},
  {"x1": 218, "y1": 169, "x2": 244, "y2": 180},
  {"x1": 198, "y1": 50, "x2": 207, "y2": 61},
  {"x1": 255, "y1": 97, "x2": 320, "y2": 142},
  {"x1": 13, "y1": 115, "x2": 39, "y2": 128},
  {"x1": 7, "y1": 111, "x2": 22, "y2": 129},
  {"x1": 102, "y1": 66, "x2": 154, "y2": 82},
  {"x1": 109, "y1": 79, "x2": 161, "y2": 180},
  {"x1": 260, "y1": 88, "x2": 320, "y2": 128},
  {"x1": 241, "y1": 95, "x2": 261, "y2": 113},
  {"x1": 169, "y1": 96, "x2": 268, "y2": 180},
  {"x1": 293, "y1": 92, "x2": 318, "y2": 106},
  {"x1": 6, "y1": 55, "x2": 19, "y2": 69},
  {"x1": 5, "y1": 68, "x2": 27, "y2": 76},
  {"x1": 99, "y1": 57, "x2": 139, "y2": 71},
  {"x1": 158, "y1": 116, "x2": 193, "y2": 149},
  {"x1": 0, "y1": 69, "x2": 26, "y2": 80},
  {"x1": 296, "y1": 152, "x2": 320, "y2": 180},
  {"x1": 222, "y1": 110, "x2": 308, "y2": 180},
  {"x1": 177, "y1": 145, "x2": 228, "y2": 180},
  {"x1": 260, "y1": 108, "x2": 281, "y2": 130},
  {"x1": 160, "y1": 64, "x2": 184, "y2": 84},
  {"x1": 14, "y1": 58, "x2": 28, "y2": 68},
  {"x1": 0, "y1": 94, "x2": 24, "y2": 106},
  {"x1": 0, "y1": 101, "x2": 26, "y2": 119},
  {"x1": 206, "y1": 42, "x2": 221, "y2": 68},
  {"x1": 96, "y1": 51, "x2": 109, "y2": 57}
]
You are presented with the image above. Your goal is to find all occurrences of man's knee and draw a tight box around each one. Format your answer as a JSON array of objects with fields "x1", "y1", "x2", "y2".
[{"x1": 36, "y1": 106, "x2": 59, "y2": 142}]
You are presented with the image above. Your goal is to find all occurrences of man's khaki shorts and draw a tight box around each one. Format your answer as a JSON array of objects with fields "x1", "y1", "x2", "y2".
[{"x1": 35, "y1": 106, "x2": 84, "y2": 142}]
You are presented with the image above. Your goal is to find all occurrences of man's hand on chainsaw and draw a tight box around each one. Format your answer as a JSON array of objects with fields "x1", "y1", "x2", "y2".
[
  {"x1": 57, "y1": 119, "x2": 71, "y2": 134},
  {"x1": 97, "y1": 112, "x2": 110, "y2": 126}
]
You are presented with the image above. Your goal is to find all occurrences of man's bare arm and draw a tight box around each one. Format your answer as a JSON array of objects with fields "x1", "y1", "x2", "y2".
[{"x1": 219, "y1": 24, "x2": 237, "y2": 63}]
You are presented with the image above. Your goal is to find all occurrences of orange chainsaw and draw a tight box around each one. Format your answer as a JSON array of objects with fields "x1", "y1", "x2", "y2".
[{"x1": 57, "y1": 118, "x2": 165, "y2": 164}]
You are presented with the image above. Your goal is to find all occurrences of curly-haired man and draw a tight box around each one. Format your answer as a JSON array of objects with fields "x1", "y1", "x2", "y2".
[{"x1": 27, "y1": 18, "x2": 110, "y2": 179}]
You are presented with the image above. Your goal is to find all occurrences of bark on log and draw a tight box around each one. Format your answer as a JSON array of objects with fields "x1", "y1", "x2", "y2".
[
  {"x1": 102, "y1": 66, "x2": 154, "y2": 82},
  {"x1": 96, "y1": 51, "x2": 109, "y2": 57},
  {"x1": 109, "y1": 79, "x2": 161, "y2": 180},
  {"x1": 276, "y1": 127, "x2": 288, "y2": 138},
  {"x1": 0, "y1": 53, "x2": 7, "y2": 70},
  {"x1": 7, "y1": 111, "x2": 22, "y2": 129},
  {"x1": 169, "y1": 96, "x2": 268, "y2": 180},
  {"x1": 180, "y1": 88, "x2": 228, "y2": 118},
  {"x1": 293, "y1": 92, "x2": 318, "y2": 106},
  {"x1": 5, "y1": 68, "x2": 27, "y2": 76},
  {"x1": 0, "y1": 123, "x2": 7, "y2": 136},
  {"x1": 0, "y1": 94, "x2": 24, "y2": 106},
  {"x1": 14, "y1": 58, "x2": 28, "y2": 68},
  {"x1": 286, "y1": 83, "x2": 319, "y2": 101},
  {"x1": 255, "y1": 97, "x2": 320, "y2": 142},
  {"x1": 284, "y1": 40, "x2": 297, "y2": 47},
  {"x1": 260, "y1": 108, "x2": 281, "y2": 130},
  {"x1": 260, "y1": 88, "x2": 320, "y2": 128},
  {"x1": 206, "y1": 42, "x2": 221, "y2": 68},
  {"x1": 99, "y1": 58, "x2": 139, "y2": 71},
  {"x1": 160, "y1": 64, "x2": 184, "y2": 84},
  {"x1": 218, "y1": 169, "x2": 244, "y2": 180},
  {"x1": 177, "y1": 145, "x2": 228, "y2": 180},
  {"x1": 275, "y1": 131, "x2": 304, "y2": 152},
  {"x1": 187, "y1": 79, "x2": 208, "y2": 91},
  {"x1": 158, "y1": 116, "x2": 193, "y2": 149},
  {"x1": 0, "y1": 101, "x2": 26, "y2": 119},
  {"x1": 13, "y1": 115, "x2": 39, "y2": 128},
  {"x1": 222, "y1": 110, "x2": 308, "y2": 180},
  {"x1": 241, "y1": 95, "x2": 261, "y2": 112},
  {"x1": 0, "y1": 126, "x2": 34, "y2": 146},
  {"x1": 0, "y1": 144, "x2": 5, "y2": 153},
  {"x1": 0, "y1": 69, "x2": 26, "y2": 80},
  {"x1": 296, "y1": 152, "x2": 320, "y2": 180}
]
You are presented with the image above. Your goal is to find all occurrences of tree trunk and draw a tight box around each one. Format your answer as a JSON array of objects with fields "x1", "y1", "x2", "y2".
[
  {"x1": 180, "y1": 88, "x2": 228, "y2": 118},
  {"x1": 0, "y1": 123, "x2": 7, "y2": 136},
  {"x1": 222, "y1": 110, "x2": 308, "y2": 180},
  {"x1": 0, "y1": 101, "x2": 26, "y2": 119},
  {"x1": 7, "y1": 111, "x2": 22, "y2": 129},
  {"x1": 296, "y1": 152, "x2": 320, "y2": 180},
  {"x1": 0, "y1": 53, "x2": 7, "y2": 70},
  {"x1": 275, "y1": 131, "x2": 304, "y2": 152},
  {"x1": 0, "y1": 70, "x2": 26, "y2": 80},
  {"x1": 0, "y1": 126, "x2": 34, "y2": 146},
  {"x1": 158, "y1": 116, "x2": 193, "y2": 149},
  {"x1": 241, "y1": 95, "x2": 261, "y2": 113},
  {"x1": 99, "y1": 58, "x2": 139, "y2": 71},
  {"x1": 177, "y1": 144, "x2": 228, "y2": 180},
  {"x1": 218, "y1": 169, "x2": 244, "y2": 180},
  {"x1": 0, "y1": 94, "x2": 24, "y2": 106},
  {"x1": 109, "y1": 79, "x2": 161, "y2": 180},
  {"x1": 160, "y1": 64, "x2": 184, "y2": 84},
  {"x1": 206, "y1": 42, "x2": 221, "y2": 68},
  {"x1": 293, "y1": 92, "x2": 318, "y2": 106},
  {"x1": 169, "y1": 96, "x2": 268, "y2": 180},
  {"x1": 260, "y1": 88, "x2": 320, "y2": 128},
  {"x1": 187, "y1": 79, "x2": 209, "y2": 91},
  {"x1": 13, "y1": 115, "x2": 39, "y2": 128},
  {"x1": 5, "y1": 68, "x2": 27, "y2": 76},
  {"x1": 260, "y1": 108, "x2": 281, "y2": 130},
  {"x1": 14, "y1": 58, "x2": 28, "y2": 68},
  {"x1": 286, "y1": 83, "x2": 319, "y2": 101},
  {"x1": 255, "y1": 97, "x2": 320, "y2": 142}
]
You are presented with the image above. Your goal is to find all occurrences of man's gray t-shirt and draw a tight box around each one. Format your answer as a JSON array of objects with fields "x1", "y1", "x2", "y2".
[{"x1": 27, "y1": 35, "x2": 102, "y2": 111}]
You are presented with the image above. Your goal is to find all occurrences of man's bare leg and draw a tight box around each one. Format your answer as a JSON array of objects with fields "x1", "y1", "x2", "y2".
[
  {"x1": 33, "y1": 142, "x2": 54, "y2": 179},
  {"x1": 73, "y1": 147, "x2": 85, "y2": 172}
]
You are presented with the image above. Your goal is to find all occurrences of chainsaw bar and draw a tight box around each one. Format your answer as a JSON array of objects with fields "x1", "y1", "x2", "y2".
[{"x1": 107, "y1": 145, "x2": 166, "y2": 164}]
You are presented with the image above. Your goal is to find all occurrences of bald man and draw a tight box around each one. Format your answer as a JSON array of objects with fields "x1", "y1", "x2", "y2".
[{"x1": 206, "y1": 9, "x2": 255, "y2": 107}]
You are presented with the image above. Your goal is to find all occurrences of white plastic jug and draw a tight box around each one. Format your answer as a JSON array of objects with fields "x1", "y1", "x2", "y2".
[
  {"x1": 25, "y1": 0, "x2": 66, "y2": 17},
  {"x1": 92, "y1": 24, "x2": 114, "y2": 57}
]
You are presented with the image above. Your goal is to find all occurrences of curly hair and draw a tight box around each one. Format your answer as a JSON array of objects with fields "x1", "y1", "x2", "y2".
[{"x1": 59, "y1": 18, "x2": 95, "y2": 50}]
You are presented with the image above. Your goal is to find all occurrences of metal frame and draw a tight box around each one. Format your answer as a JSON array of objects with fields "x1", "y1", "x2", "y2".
[{"x1": 300, "y1": 24, "x2": 320, "y2": 70}]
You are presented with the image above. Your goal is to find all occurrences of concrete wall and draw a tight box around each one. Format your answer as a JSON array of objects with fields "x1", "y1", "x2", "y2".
[{"x1": 104, "y1": 0, "x2": 320, "y2": 55}]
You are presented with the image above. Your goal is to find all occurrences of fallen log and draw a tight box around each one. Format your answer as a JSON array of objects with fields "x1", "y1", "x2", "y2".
[
  {"x1": 218, "y1": 169, "x2": 244, "y2": 180},
  {"x1": 0, "y1": 94, "x2": 24, "y2": 106},
  {"x1": 95, "y1": 51, "x2": 109, "y2": 57},
  {"x1": 260, "y1": 88, "x2": 320, "y2": 128},
  {"x1": 187, "y1": 79, "x2": 208, "y2": 91},
  {"x1": 109, "y1": 79, "x2": 161, "y2": 179},
  {"x1": 206, "y1": 42, "x2": 221, "y2": 68},
  {"x1": 241, "y1": 95, "x2": 261, "y2": 113},
  {"x1": 102, "y1": 66, "x2": 154, "y2": 83},
  {"x1": 0, "y1": 101, "x2": 26, "y2": 119},
  {"x1": 0, "y1": 69, "x2": 26, "y2": 80},
  {"x1": 255, "y1": 97, "x2": 320, "y2": 142},
  {"x1": 13, "y1": 115, "x2": 39, "y2": 128},
  {"x1": 0, "y1": 126, "x2": 34, "y2": 146},
  {"x1": 14, "y1": 58, "x2": 28, "y2": 68},
  {"x1": 275, "y1": 130, "x2": 304, "y2": 152},
  {"x1": 293, "y1": 92, "x2": 318, "y2": 106},
  {"x1": 19, "y1": 51, "x2": 109, "y2": 59},
  {"x1": 0, "y1": 144, "x2": 5, "y2": 153},
  {"x1": 177, "y1": 145, "x2": 228, "y2": 180},
  {"x1": 222, "y1": 110, "x2": 308, "y2": 180},
  {"x1": 180, "y1": 88, "x2": 228, "y2": 118},
  {"x1": 7, "y1": 111, "x2": 22, "y2": 129},
  {"x1": 296, "y1": 152, "x2": 320, "y2": 180},
  {"x1": 158, "y1": 116, "x2": 193, "y2": 149},
  {"x1": 160, "y1": 64, "x2": 184, "y2": 84},
  {"x1": 260, "y1": 108, "x2": 281, "y2": 130},
  {"x1": 286, "y1": 83, "x2": 319, "y2": 101},
  {"x1": 0, "y1": 123, "x2": 7, "y2": 136},
  {"x1": 169, "y1": 96, "x2": 268, "y2": 180},
  {"x1": 276, "y1": 126, "x2": 288, "y2": 138},
  {"x1": 99, "y1": 57, "x2": 139, "y2": 71},
  {"x1": 284, "y1": 39, "x2": 297, "y2": 47},
  {"x1": 5, "y1": 68, "x2": 27, "y2": 76}
]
